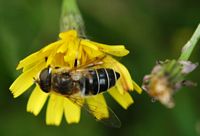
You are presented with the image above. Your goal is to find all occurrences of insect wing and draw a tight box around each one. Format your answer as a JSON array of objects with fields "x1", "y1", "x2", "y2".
[
  {"x1": 85, "y1": 98, "x2": 122, "y2": 128},
  {"x1": 67, "y1": 95, "x2": 121, "y2": 128},
  {"x1": 71, "y1": 54, "x2": 106, "y2": 71}
]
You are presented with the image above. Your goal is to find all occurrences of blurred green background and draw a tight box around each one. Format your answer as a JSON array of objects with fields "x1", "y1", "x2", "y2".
[{"x1": 0, "y1": 0, "x2": 200, "y2": 136}]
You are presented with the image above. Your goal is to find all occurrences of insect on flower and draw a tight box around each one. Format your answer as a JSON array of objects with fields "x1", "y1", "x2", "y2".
[
  {"x1": 10, "y1": 30, "x2": 142, "y2": 126},
  {"x1": 37, "y1": 55, "x2": 120, "y2": 96},
  {"x1": 35, "y1": 55, "x2": 121, "y2": 127}
]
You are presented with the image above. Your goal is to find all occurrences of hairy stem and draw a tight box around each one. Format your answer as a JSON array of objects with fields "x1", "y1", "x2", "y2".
[{"x1": 60, "y1": 0, "x2": 85, "y2": 36}]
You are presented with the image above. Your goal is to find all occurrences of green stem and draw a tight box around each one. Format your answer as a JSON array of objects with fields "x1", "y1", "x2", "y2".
[
  {"x1": 179, "y1": 24, "x2": 200, "y2": 61},
  {"x1": 60, "y1": 0, "x2": 85, "y2": 36}
]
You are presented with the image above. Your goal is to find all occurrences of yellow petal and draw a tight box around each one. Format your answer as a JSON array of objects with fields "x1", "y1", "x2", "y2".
[
  {"x1": 64, "y1": 40, "x2": 79, "y2": 67},
  {"x1": 116, "y1": 82, "x2": 125, "y2": 94},
  {"x1": 109, "y1": 87, "x2": 134, "y2": 109},
  {"x1": 46, "y1": 44, "x2": 61, "y2": 66},
  {"x1": 63, "y1": 98, "x2": 81, "y2": 124},
  {"x1": 78, "y1": 47, "x2": 88, "y2": 66},
  {"x1": 17, "y1": 51, "x2": 40, "y2": 70},
  {"x1": 82, "y1": 40, "x2": 129, "y2": 57},
  {"x1": 41, "y1": 40, "x2": 63, "y2": 53},
  {"x1": 17, "y1": 41, "x2": 62, "y2": 70},
  {"x1": 102, "y1": 56, "x2": 133, "y2": 93},
  {"x1": 57, "y1": 42, "x2": 68, "y2": 53},
  {"x1": 51, "y1": 53, "x2": 66, "y2": 67},
  {"x1": 86, "y1": 94, "x2": 109, "y2": 119},
  {"x1": 103, "y1": 56, "x2": 141, "y2": 94},
  {"x1": 104, "y1": 56, "x2": 133, "y2": 91},
  {"x1": 10, "y1": 61, "x2": 45, "y2": 98},
  {"x1": 22, "y1": 60, "x2": 41, "y2": 72},
  {"x1": 82, "y1": 45, "x2": 103, "y2": 59},
  {"x1": 116, "y1": 62, "x2": 134, "y2": 90},
  {"x1": 81, "y1": 40, "x2": 99, "y2": 50},
  {"x1": 59, "y1": 30, "x2": 77, "y2": 40},
  {"x1": 27, "y1": 85, "x2": 48, "y2": 115},
  {"x1": 77, "y1": 42, "x2": 83, "y2": 60},
  {"x1": 133, "y1": 80, "x2": 142, "y2": 94},
  {"x1": 46, "y1": 94, "x2": 64, "y2": 126}
]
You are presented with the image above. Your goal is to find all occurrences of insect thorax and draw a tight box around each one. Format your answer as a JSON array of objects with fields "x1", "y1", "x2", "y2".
[{"x1": 51, "y1": 73, "x2": 74, "y2": 95}]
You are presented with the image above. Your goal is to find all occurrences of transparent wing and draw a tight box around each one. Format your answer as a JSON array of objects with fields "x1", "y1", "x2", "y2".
[
  {"x1": 71, "y1": 54, "x2": 106, "y2": 71},
  {"x1": 66, "y1": 95, "x2": 121, "y2": 128}
]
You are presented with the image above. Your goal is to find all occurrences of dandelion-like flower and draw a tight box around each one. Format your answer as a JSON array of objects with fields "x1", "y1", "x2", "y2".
[{"x1": 10, "y1": 30, "x2": 141, "y2": 126}]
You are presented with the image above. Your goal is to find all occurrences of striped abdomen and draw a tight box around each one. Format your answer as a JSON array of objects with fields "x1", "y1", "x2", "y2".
[{"x1": 82, "y1": 68, "x2": 120, "y2": 95}]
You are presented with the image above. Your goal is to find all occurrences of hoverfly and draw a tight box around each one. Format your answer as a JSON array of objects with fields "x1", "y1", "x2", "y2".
[{"x1": 35, "y1": 55, "x2": 121, "y2": 127}]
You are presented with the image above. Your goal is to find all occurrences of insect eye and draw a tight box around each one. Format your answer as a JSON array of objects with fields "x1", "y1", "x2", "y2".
[
  {"x1": 38, "y1": 67, "x2": 51, "y2": 93},
  {"x1": 40, "y1": 68, "x2": 49, "y2": 80}
]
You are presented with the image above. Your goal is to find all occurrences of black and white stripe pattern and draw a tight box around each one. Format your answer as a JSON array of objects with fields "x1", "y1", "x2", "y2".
[{"x1": 82, "y1": 68, "x2": 120, "y2": 95}]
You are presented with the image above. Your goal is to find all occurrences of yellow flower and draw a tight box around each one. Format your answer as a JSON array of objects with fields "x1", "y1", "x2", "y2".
[{"x1": 9, "y1": 30, "x2": 141, "y2": 126}]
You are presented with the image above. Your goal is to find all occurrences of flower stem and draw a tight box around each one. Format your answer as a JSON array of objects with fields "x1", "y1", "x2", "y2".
[
  {"x1": 179, "y1": 24, "x2": 200, "y2": 61},
  {"x1": 60, "y1": 0, "x2": 86, "y2": 36}
]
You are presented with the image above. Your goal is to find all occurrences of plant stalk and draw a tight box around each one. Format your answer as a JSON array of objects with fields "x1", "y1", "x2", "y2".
[
  {"x1": 179, "y1": 24, "x2": 200, "y2": 61},
  {"x1": 60, "y1": 0, "x2": 86, "y2": 36}
]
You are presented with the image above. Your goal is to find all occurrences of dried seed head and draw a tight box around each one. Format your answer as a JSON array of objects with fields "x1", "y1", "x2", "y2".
[{"x1": 142, "y1": 60, "x2": 197, "y2": 108}]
